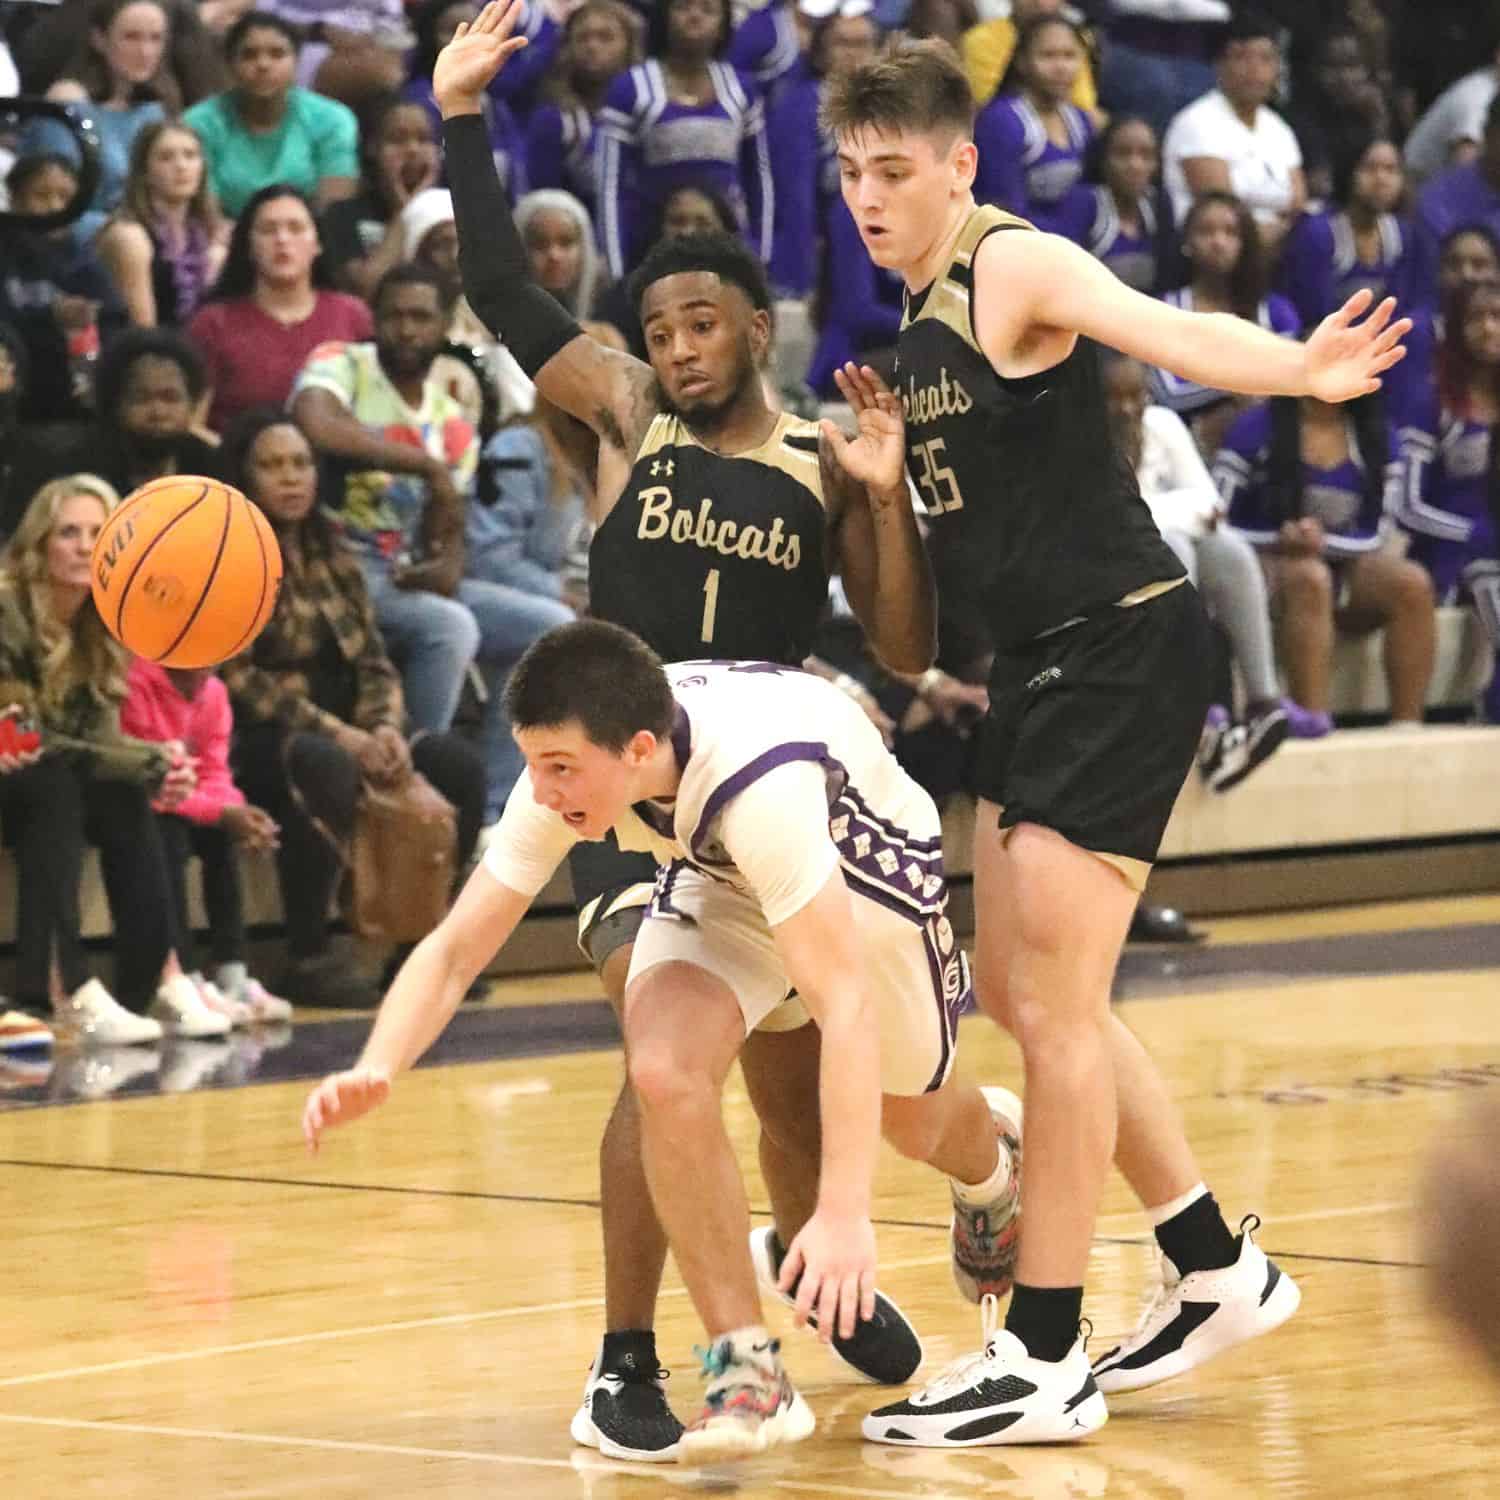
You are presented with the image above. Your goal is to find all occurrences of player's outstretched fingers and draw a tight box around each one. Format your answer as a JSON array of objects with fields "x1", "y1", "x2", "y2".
[
  {"x1": 1328, "y1": 287, "x2": 1375, "y2": 328},
  {"x1": 857, "y1": 364, "x2": 896, "y2": 400},
  {"x1": 813, "y1": 1267, "x2": 840, "y2": 1345},
  {"x1": 834, "y1": 362, "x2": 873, "y2": 411}
]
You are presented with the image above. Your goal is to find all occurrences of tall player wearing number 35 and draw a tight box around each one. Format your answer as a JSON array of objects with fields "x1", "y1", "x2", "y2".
[
  {"x1": 403, "y1": 0, "x2": 1026, "y2": 1464},
  {"x1": 825, "y1": 41, "x2": 1409, "y2": 1445}
]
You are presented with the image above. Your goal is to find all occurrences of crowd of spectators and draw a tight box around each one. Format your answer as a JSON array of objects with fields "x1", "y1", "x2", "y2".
[{"x1": 2, "y1": 0, "x2": 1500, "y2": 1063}]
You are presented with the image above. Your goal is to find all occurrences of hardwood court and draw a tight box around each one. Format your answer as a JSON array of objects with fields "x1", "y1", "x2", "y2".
[{"x1": 6, "y1": 895, "x2": 1500, "y2": 1499}]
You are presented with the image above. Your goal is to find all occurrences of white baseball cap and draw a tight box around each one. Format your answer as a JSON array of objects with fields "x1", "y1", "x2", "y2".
[{"x1": 798, "y1": 0, "x2": 874, "y2": 19}]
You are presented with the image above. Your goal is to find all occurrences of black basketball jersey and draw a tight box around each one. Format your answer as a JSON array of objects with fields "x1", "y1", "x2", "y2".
[
  {"x1": 896, "y1": 203, "x2": 1186, "y2": 650},
  {"x1": 588, "y1": 410, "x2": 829, "y2": 663}
]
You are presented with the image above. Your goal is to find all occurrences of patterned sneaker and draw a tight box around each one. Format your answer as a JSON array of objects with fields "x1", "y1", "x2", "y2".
[
  {"x1": 57, "y1": 979, "x2": 163, "y2": 1046},
  {"x1": 677, "y1": 1329, "x2": 815, "y2": 1463},
  {"x1": 749, "y1": 1226, "x2": 923, "y2": 1383},
  {"x1": 1209, "y1": 703, "x2": 1290, "y2": 793},
  {"x1": 0, "y1": 1009, "x2": 54, "y2": 1052},
  {"x1": 862, "y1": 1294, "x2": 1106, "y2": 1447},
  {"x1": 1091, "y1": 1215, "x2": 1301, "y2": 1394},
  {"x1": 951, "y1": 1085, "x2": 1023, "y2": 1303},
  {"x1": 570, "y1": 1343, "x2": 683, "y2": 1463},
  {"x1": 1196, "y1": 704, "x2": 1231, "y2": 782}
]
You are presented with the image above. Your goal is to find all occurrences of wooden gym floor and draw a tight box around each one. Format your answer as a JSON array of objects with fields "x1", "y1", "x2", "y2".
[{"x1": 6, "y1": 893, "x2": 1500, "y2": 1498}]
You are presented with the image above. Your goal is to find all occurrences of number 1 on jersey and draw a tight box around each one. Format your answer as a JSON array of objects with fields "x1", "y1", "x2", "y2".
[{"x1": 700, "y1": 567, "x2": 721, "y2": 642}]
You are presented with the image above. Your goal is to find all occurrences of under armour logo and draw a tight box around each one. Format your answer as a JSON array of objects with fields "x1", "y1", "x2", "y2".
[
  {"x1": 650, "y1": 458, "x2": 675, "y2": 477},
  {"x1": 1025, "y1": 666, "x2": 1062, "y2": 692}
]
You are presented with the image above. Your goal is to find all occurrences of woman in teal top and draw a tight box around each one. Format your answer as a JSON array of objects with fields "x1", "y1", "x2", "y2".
[
  {"x1": 184, "y1": 10, "x2": 358, "y2": 217},
  {"x1": 30, "y1": 0, "x2": 173, "y2": 213}
]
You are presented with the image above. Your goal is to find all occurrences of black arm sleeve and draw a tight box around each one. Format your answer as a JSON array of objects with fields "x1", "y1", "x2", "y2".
[{"x1": 443, "y1": 113, "x2": 584, "y2": 376}]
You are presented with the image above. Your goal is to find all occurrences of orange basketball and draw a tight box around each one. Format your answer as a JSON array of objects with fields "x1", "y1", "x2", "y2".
[{"x1": 91, "y1": 476, "x2": 283, "y2": 669}]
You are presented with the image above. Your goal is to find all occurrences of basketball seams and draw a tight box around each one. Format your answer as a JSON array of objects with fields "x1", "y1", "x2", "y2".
[
  {"x1": 217, "y1": 497, "x2": 275, "y2": 662},
  {"x1": 156, "y1": 485, "x2": 235, "y2": 664},
  {"x1": 111, "y1": 481, "x2": 212, "y2": 638}
]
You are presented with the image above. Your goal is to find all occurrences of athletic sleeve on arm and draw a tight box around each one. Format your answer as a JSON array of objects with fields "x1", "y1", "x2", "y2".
[
  {"x1": 481, "y1": 771, "x2": 579, "y2": 897},
  {"x1": 716, "y1": 760, "x2": 841, "y2": 929}
]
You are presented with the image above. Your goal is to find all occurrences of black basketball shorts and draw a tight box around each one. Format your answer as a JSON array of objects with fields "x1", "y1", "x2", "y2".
[
  {"x1": 567, "y1": 832, "x2": 659, "y2": 970},
  {"x1": 973, "y1": 580, "x2": 1215, "y2": 888}
]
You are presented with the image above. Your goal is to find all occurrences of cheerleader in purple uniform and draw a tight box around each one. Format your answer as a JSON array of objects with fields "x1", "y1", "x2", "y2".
[
  {"x1": 765, "y1": 2, "x2": 883, "y2": 296},
  {"x1": 1055, "y1": 114, "x2": 1177, "y2": 294},
  {"x1": 1215, "y1": 392, "x2": 1435, "y2": 732},
  {"x1": 1152, "y1": 191, "x2": 1301, "y2": 456},
  {"x1": 595, "y1": 0, "x2": 774, "y2": 277},
  {"x1": 1396, "y1": 278, "x2": 1500, "y2": 720},
  {"x1": 524, "y1": 0, "x2": 639, "y2": 221},
  {"x1": 1279, "y1": 138, "x2": 1412, "y2": 332},
  {"x1": 973, "y1": 16, "x2": 1096, "y2": 234}
]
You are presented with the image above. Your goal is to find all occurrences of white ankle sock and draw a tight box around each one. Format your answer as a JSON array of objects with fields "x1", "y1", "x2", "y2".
[
  {"x1": 1148, "y1": 1181, "x2": 1208, "y2": 1228},
  {"x1": 952, "y1": 1136, "x2": 1014, "y2": 1206}
]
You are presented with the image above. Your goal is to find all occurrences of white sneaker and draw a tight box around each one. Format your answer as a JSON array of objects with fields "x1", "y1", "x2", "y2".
[
  {"x1": 678, "y1": 1330, "x2": 814, "y2": 1463},
  {"x1": 862, "y1": 1294, "x2": 1107, "y2": 1447},
  {"x1": 1091, "y1": 1215, "x2": 1301, "y2": 1394},
  {"x1": 239, "y1": 977, "x2": 293, "y2": 1024},
  {"x1": 58, "y1": 978, "x2": 163, "y2": 1046},
  {"x1": 192, "y1": 972, "x2": 252, "y2": 1028},
  {"x1": 951, "y1": 1085, "x2": 1023, "y2": 1302},
  {"x1": 149, "y1": 973, "x2": 232, "y2": 1038}
]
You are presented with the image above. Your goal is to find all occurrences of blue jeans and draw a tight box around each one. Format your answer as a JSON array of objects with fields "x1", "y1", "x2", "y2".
[
  {"x1": 458, "y1": 576, "x2": 574, "y2": 817},
  {"x1": 364, "y1": 566, "x2": 575, "y2": 817}
]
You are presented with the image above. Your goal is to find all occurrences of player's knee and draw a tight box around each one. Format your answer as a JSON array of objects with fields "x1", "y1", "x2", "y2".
[
  {"x1": 626, "y1": 1035, "x2": 712, "y2": 1118},
  {"x1": 1007, "y1": 991, "x2": 1107, "y2": 1066}
]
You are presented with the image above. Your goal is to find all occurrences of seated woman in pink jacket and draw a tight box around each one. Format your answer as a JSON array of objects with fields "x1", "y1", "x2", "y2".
[{"x1": 121, "y1": 658, "x2": 292, "y2": 1024}]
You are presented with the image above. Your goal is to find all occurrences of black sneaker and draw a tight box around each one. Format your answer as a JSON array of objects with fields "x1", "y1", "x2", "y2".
[
  {"x1": 749, "y1": 1226, "x2": 924, "y2": 1383},
  {"x1": 1209, "y1": 703, "x2": 1289, "y2": 793},
  {"x1": 570, "y1": 1344, "x2": 682, "y2": 1462}
]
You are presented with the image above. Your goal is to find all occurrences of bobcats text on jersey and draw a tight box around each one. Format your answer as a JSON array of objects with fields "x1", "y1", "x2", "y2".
[{"x1": 635, "y1": 487, "x2": 804, "y2": 570}]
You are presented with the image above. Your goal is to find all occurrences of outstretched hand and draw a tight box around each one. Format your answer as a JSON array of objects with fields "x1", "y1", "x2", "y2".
[
  {"x1": 302, "y1": 1066, "x2": 392, "y2": 1153},
  {"x1": 777, "y1": 1208, "x2": 878, "y2": 1343},
  {"x1": 1304, "y1": 289, "x2": 1411, "y2": 403},
  {"x1": 432, "y1": 0, "x2": 530, "y2": 118},
  {"x1": 822, "y1": 362, "x2": 908, "y2": 500}
]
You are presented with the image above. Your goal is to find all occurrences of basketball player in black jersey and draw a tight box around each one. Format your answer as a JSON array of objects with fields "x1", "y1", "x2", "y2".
[
  {"x1": 431, "y1": 4, "x2": 1025, "y2": 1462},
  {"x1": 822, "y1": 42, "x2": 1410, "y2": 1446}
]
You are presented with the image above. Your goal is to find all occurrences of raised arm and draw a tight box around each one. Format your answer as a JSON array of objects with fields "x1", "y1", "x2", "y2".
[
  {"x1": 436, "y1": 1, "x2": 658, "y2": 458},
  {"x1": 976, "y1": 228, "x2": 1410, "y2": 403}
]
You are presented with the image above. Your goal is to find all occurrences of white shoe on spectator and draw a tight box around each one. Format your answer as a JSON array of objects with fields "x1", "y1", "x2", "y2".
[
  {"x1": 192, "y1": 972, "x2": 252, "y2": 1027},
  {"x1": 0, "y1": 1008, "x2": 54, "y2": 1052},
  {"x1": 240, "y1": 978, "x2": 293, "y2": 1024},
  {"x1": 150, "y1": 973, "x2": 232, "y2": 1038},
  {"x1": 214, "y1": 963, "x2": 294, "y2": 1024},
  {"x1": 58, "y1": 979, "x2": 164, "y2": 1046}
]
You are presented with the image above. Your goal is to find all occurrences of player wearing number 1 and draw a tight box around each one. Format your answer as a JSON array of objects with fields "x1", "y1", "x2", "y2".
[
  {"x1": 426, "y1": 2, "x2": 1023, "y2": 1464},
  {"x1": 826, "y1": 41, "x2": 1407, "y2": 1446}
]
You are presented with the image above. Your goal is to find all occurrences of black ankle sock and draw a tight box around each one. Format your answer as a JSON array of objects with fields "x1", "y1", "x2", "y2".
[
  {"x1": 1004, "y1": 1283, "x2": 1083, "y2": 1362},
  {"x1": 1154, "y1": 1190, "x2": 1238, "y2": 1274},
  {"x1": 601, "y1": 1329, "x2": 659, "y2": 1375}
]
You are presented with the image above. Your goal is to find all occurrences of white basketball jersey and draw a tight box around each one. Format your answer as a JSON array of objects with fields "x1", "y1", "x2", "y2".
[{"x1": 484, "y1": 660, "x2": 949, "y2": 929}]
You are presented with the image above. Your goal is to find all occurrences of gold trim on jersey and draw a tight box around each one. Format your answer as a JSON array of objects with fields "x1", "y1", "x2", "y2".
[
  {"x1": 632, "y1": 410, "x2": 827, "y2": 509},
  {"x1": 900, "y1": 203, "x2": 1035, "y2": 352}
]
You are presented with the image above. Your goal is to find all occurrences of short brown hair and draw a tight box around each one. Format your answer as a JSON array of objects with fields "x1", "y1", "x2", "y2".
[{"x1": 820, "y1": 39, "x2": 975, "y2": 144}]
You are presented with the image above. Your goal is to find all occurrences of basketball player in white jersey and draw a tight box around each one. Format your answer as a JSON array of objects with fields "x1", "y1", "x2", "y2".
[
  {"x1": 302, "y1": 620, "x2": 1023, "y2": 1459},
  {"x1": 820, "y1": 40, "x2": 1409, "y2": 1445}
]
